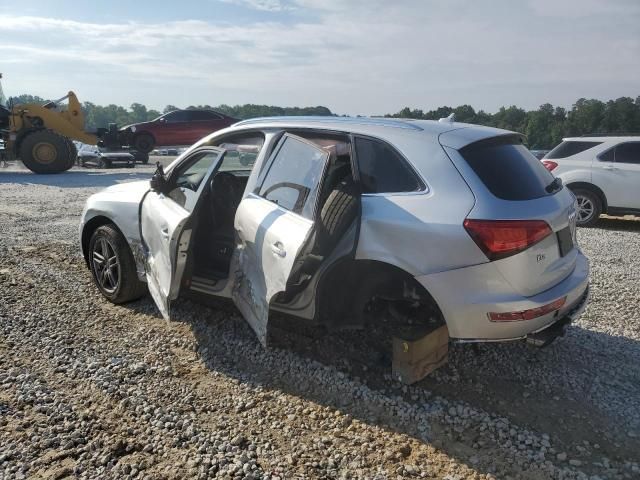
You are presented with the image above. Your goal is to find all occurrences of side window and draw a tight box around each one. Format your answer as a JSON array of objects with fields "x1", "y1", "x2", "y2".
[
  {"x1": 167, "y1": 150, "x2": 220, "y2": 209},
  {"x1": 614, "y1": 142, "x2": 640, "y2": 164},
  {"x1": 598, "y1": 147, "x2": 615, "y2": 162},
  {"x1": 190, "y1": 110, "x2": 222, "y2": 121},
  {"x1": 258, "y1": 136, "x2": 328, "y2": 219},
  {"x1": 355, "y1": 137, "x2": 423, "y2": 194},
  {"x1": 163, "y1": 111, "x2": 189, "y2": 123}
]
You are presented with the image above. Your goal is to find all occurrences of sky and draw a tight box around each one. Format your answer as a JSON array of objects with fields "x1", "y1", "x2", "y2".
[{"x1": 0, "y1": 0, "x2": 638, "y2": 116}]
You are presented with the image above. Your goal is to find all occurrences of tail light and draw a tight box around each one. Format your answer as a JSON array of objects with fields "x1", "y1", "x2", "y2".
[
  {"x1": 489, "y1": 297, "x2": 566, "y2": 322},
  {"x1": 463, "y1": 219, "x2": 552, "y2": 261},
  {"x1": 542, "y1": 160, "x2": 558, "y2": 171}
]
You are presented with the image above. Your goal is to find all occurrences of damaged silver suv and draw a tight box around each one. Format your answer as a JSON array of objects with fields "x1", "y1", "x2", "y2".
[{"x1": 80, "y1": 117, "x2": 589, "y2": 357}]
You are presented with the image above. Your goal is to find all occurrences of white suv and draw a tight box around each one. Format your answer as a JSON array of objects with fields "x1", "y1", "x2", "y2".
[{"x1": 542, "y1": 136, "x2": 640, "y2": 226}]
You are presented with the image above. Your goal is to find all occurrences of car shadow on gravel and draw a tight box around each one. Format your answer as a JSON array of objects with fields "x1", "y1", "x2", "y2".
[
  {"x1": 0, "y1": 170, "x2": 152, "y2": 188},
  {"x1": 146, "y1": 295, "x2": 640, "y2": 477},
  {"x1": 591, "y1": 216, "x2": 640, "y2": 232}
]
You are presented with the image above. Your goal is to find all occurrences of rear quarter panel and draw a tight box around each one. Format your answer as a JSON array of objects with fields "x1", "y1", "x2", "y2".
[
  {"x1": 355, "y1": 133, "x2": 484, "y2": 276},
  {"x1": 552, "y1": 157, "x2": 593, "y2": 185}
]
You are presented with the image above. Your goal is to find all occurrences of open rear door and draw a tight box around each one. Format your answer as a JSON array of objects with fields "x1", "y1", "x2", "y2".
[
  {"x1": 140, "y1": 147, "x2": 225, "y2": 318},
  {"x1": 231, "y1": 134, "x2": 330, "y2": 345}
]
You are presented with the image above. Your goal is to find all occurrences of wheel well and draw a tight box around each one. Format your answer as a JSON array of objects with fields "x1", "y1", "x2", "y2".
[
  {"x1": 81, "y1": 216, "x2": 121, "y2": 266},
  {"x1": 317, "y1": 259, "x2": 444, "y2": 329},
  {"x1": 566, "y1": 182, "x2": 608, "y2": 212}
]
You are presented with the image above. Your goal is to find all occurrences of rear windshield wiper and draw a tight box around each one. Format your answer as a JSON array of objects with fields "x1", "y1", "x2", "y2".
[{"x1": 545, "y1": 177, "x2": 563, "y2": 194}]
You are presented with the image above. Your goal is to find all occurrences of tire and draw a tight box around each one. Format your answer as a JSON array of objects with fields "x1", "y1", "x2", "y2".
[
  {"x1": 316, "y1": 181, "x2": 358, "y2": 254},
  {"x1": 97, "y1": 157, "x2": 112, "y2": 169},
  {"x1": 19, "y1": 130, "x2": 73, "y2": 174},
  {"x1": 88, "y1": 224, "x2": 147, "y2": 304},
  {"x1": 133, "y1": 133, "x2": 155, "y2": 153},
  {"x1": 64, "y1": 139, "x2": 77, "y2": 170},
  {"x1": 572, "y1": 188, "x2": 602, "y2": 227}
]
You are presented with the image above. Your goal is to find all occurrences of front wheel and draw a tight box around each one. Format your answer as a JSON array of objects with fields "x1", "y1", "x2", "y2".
[
  {"x1": 133, "y1": 133, "x2": 155, "y2": 153},
  {"x1": 572, "y1": 188, "x2": 602, "y2": 227},
  {"x1": 19, "y1": 129, "x2": 73, "y2": 174},
  {"x1": 88, "y1": 224, "x2": 146, "y2": 304}
]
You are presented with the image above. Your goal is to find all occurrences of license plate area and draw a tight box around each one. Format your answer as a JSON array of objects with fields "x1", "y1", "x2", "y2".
[{"x1": 557, "y1": 226, "x2": 574, "y2": 257}]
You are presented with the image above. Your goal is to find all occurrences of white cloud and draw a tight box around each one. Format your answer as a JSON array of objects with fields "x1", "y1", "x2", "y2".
[
  {"x1": 0, "y1": 2, "x2": 637, "y2": 115},
  {"x1": 220, "y1": 0, "x2": 291, "y2": 11}
]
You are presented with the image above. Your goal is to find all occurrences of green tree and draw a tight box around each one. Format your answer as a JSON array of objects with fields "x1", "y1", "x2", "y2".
[
  {"x1": 492, "y1": 105, "x2": 527, "y2": 132},
  {"x1": 525, "y1": 103, "x2": 555, "y2": 149},
  {"x1": 130, "y1": 103, "x2": 149, "y2": 123},
  {"x1": 566, "y1": 98, "x2": 605, "y2": 136}
]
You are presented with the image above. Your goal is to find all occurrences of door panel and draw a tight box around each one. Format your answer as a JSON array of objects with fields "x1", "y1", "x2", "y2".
[
  {"x1": 232, "y1": 195, "x2": 313, "y2": 344},
  {"x1": 593, "y1": 143, "x2": 640, "y2": 209},
  {"x1": 140, "y1": 193, "x2": 191, "y2": 318},
  {"x1": 231, "y1": 133, "x2": 330, "y2": 344},
  {"x1": 140, "y1": 147, "x2": 225, "y2": 318}
]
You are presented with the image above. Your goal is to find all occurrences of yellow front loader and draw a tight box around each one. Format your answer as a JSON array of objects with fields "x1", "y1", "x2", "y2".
[{"x1": 0, "y1": 73, "x2": 99, "y2": 173}]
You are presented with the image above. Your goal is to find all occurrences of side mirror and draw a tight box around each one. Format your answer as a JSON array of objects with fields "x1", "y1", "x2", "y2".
[{"x1": 150, "y1": 162, "x2": 168, "y2": 193}]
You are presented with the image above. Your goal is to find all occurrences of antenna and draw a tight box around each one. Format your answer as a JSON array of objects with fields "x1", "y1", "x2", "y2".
[{"x1": 439, "y1": 112, "x2": 455, "y2": 123}]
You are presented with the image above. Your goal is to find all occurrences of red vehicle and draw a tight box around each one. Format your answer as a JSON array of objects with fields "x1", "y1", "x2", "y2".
[{"x1": 121, "y1": 109, "x2": 238, "y2": 153}]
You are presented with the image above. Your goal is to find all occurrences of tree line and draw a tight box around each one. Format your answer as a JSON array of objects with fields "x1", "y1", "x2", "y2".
[
  {"x1": 8, "y1": 94, "x2": 640, "y2": 150},
  {"x1": 387, "y1": 96, "x2": 640, "y2": 149}
]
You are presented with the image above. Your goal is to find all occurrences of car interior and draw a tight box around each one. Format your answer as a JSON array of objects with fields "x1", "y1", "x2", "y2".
[{"x1": 186, "y1": 130, "x2": 359, "y2": 297}]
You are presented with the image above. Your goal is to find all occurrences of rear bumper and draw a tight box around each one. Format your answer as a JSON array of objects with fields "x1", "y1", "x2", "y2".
[
  {"x1": 416, "y1": 251, "x2": 590, "y2": 341},
  {"x1": 524, "y1": 284, "x2": 589, "y2": 347}
]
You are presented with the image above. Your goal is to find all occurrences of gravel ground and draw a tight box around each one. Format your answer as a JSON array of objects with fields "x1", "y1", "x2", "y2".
[{"x1": 1, "y1": 160, "x2": 639, "y2": 479}]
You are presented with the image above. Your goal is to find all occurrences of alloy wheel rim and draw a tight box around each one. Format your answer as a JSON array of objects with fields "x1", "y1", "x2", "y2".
[
  {"x1": 576, "y1": 195, "x2": 594, "y2": 222},
  {"x1": 92, "y1": 238, "x2": 120, "y2": 293}
]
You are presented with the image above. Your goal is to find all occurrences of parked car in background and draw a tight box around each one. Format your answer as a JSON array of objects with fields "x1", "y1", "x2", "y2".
[
  {"x1": 79, "y1": 117, "x2": 588, "y2": 370},
  {"x1": 542, "y1": 135, "x2": 640, "y2": 226},
  {"x1": 121, "y1": 109, "x2": 238, "y2": 153},
  {"x1": 77, "y1": 144, "x2": 135, "y2": 169}
]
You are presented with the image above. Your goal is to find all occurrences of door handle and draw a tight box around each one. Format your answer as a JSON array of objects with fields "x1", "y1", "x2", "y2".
[
  {"x1": 271, "y1": 242, "x2": 286, "y2": 258},
  {"x1": 603, "y1": 165, "x2": 619, "y2": 171}
]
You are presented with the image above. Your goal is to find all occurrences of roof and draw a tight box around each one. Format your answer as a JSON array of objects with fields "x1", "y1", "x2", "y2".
[
  {"x1": 563, "y1": 136, "x2": 640, "y2": 142},
  {"x1": 232, "y1": 116, "x2": 512, "y2": 146},
  {"x1": 235, "y1": 116, "x2": 431, "y2": 131}
]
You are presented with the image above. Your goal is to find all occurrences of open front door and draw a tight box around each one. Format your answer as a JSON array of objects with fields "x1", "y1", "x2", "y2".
[
  {"x1": 140, "y1": 147, "x2": 225, "y2": 318},
  {"x1": 231, "y1": 134, "x2": 332, "y2": 345}
]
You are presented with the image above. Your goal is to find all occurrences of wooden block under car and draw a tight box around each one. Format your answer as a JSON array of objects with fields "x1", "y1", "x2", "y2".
[{"x1": 392, "y1": 325, "x2": 449, "y2": 384}]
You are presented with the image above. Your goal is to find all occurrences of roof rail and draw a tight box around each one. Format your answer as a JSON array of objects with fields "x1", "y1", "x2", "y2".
[
  {"x1": 580, "y1": 132, "x2": 640, "y2": 137},
  {"x1": 233, "y1": 116, "x2": 425, "y2": 131}
]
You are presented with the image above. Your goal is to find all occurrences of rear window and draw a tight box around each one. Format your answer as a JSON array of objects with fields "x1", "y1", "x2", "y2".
[
  {"x1": 545, "y1": 141, "x2": 602, "y2": 159},
  {"x1": 459, "y1": 135, "x2": 556, "y2": 201}
]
